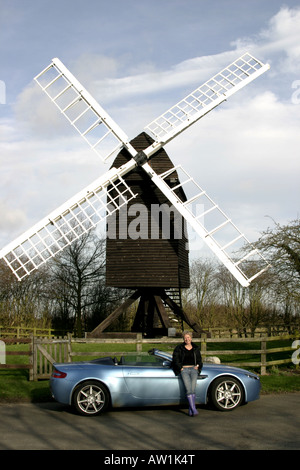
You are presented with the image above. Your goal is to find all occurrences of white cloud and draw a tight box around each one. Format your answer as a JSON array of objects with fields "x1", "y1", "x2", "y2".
[
  {"x1": 0, "y1": 198, "x2": 28, "y2": 247},
  {"x1": 232, "y1": 6, "x2": 300, "y2": 74},
  {"x1": 14, "y1": 82, "x2": 74, "y2": 138},
  {"x1": 68, "y1": 53, "x2": 119, "y2": 93},
  {"x1": 0, "y1": 200, "x2": 27, "y2": 230},
  {"x1": 92, "y1": 51, "x2": 238, "y2": 104}
]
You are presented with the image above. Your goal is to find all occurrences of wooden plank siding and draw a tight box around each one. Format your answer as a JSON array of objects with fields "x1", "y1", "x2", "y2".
[{"x1": 106, "y1": 132, "x2": 190, "y2": 289}]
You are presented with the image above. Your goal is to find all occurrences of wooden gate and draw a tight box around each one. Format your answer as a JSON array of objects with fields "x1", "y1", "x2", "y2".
[{"x1": 32, "y1": 336, "x2": 71, "y2": 381}]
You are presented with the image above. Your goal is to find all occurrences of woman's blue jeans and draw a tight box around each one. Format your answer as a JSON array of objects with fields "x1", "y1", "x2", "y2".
[{"x1": 180, "y1": 367, "x2": 198, "y2": 395}]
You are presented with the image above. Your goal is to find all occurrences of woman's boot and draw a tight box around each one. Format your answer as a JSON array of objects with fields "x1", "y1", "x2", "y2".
[
  {"x1": 187, "y1": 394, "x2": 198, "y2": 416},
  {"x1": 191, "y1": 394, "x2": 198, "y2": 415}
]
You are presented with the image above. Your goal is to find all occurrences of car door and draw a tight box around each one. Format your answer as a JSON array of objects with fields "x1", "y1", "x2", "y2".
[{"x1": 122, "y1": 357, "x2": 183, "y2": 401}]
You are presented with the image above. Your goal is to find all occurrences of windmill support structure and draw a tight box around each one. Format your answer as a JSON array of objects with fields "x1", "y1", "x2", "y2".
[{"x1": 88, "y1": 288, "x2": 203, "y2": 338}]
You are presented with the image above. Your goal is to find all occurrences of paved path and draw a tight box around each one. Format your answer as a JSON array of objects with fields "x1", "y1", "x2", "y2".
[{"x1": 0, "y1": 394, "x2": 299, "y2": 450}]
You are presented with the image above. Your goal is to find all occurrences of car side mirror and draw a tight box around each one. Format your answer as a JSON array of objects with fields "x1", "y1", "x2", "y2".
[{"x1": 162, "y1": 360, "x2": 172, "y2": 367}]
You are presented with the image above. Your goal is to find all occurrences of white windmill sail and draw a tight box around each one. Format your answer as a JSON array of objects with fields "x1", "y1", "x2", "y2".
[
  {"x1": 34, "y1": 58, "x2": 137, "y2": 162},
  {"x1": 144, "y1": 53, "x2": 270, "y2": 158},
  {"x1": 0, "y1": 52, "x2": 270, "y2": 286},
  {"x1": 140, "y1": 162, "x2": 271, "y2": 288},
  {"x1": 0, "y1": 161, "x2": 137, "y2": 280}
]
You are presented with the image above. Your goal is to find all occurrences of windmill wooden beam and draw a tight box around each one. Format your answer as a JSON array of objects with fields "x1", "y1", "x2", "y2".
[
  {"x1": 88, "y1": 288, "x2": 204, "y2": 337},
  {"x1": 88, "y1": 290, "x2": 141, "y2": 337}
]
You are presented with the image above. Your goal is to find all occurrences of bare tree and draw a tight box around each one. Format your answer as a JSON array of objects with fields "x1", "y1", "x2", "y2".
[
  {"x1": 48, "y1": 230, "x2": 106, "y2": 337},
  {"x1": 185, "y1": 258, "x2": 219, "y2": 328},
  {"x1": 0, "y1": 261, "x2": 51, "y2": 328},
  {"x1": 216, "y1": 265, "x2": 249, "y2": 334},
  {"x1": 256, "y1": 218, "x2": 300, "y2": 280},
  {"x1": 255, "y1": 218, "x2": 300, "y2": 323}
]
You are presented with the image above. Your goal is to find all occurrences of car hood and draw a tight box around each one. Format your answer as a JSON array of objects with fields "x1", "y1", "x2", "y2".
[{"x1": 202, "y1": 362, "x2": 259, "y2": 377}]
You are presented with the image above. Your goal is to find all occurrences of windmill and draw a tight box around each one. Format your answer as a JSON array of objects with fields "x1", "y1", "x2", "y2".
[{"x1": 0, "y1": 53, "x2": 271, "y2": 336}]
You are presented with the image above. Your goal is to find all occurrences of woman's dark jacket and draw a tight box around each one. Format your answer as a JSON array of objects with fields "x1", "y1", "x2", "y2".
[{"x1": 172, "y1": 342, "x2": 203, "y2": 376}]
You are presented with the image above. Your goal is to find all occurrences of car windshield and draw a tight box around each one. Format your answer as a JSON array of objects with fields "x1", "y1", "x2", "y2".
[{"x1": 120, "y1": 354, "x2": 170, "y2": 367}]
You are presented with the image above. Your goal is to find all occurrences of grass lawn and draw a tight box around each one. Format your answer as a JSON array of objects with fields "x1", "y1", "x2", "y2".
[
  {"x1": 261, "y1": 372, "x2": 300, "y2": 394},
  {"x1": 0, "y1": 370, "x2": 51, "y2": 403}
]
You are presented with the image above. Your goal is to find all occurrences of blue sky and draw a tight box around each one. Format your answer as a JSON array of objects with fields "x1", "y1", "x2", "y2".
[{"x1": 0, "y1": 0, "x2": 300, "y2": 258}]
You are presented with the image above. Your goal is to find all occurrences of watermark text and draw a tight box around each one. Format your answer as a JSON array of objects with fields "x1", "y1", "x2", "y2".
[
  {"x1": 292, "y1": 339, "x2": 300, "y2": 365},
  {"x1": 0, "y1": 340, "x2": 6, "y2": 364},
  {"x1": 0, "y1": 80, "x2": 5, "y2": 104},
  {"x1": 291, "y1": 80, "x2": 300, "y2": 104}
]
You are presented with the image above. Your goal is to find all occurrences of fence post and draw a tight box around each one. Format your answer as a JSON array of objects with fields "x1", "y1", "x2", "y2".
[
  {"x1": 32, "y1": 336, "x2": 38, "y2": 381},
  {"x1": 29, "y1": 335, "x2": 34, "y2": 381},
  {"x1": 201, "y1": 334, "x2": 207, "y2": 360},
  {"x1": 261, "y1": 340, "x2": 267, "y2": 375},
  {"x1": 136, "y1": 333, "x2": 142, "y2": 354},
  {"x1": 67, "y1": 333, "x2": 72, "y2": 362}
]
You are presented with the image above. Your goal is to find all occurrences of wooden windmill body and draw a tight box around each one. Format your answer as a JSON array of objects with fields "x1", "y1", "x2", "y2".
[{"x1": 102, "y1": 131, "x2": 192, "y2": 336}]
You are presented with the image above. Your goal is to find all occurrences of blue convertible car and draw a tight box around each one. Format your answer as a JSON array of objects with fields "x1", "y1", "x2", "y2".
[{"x1": 50, "y1": 349, "x2": 260, "y2": 416}]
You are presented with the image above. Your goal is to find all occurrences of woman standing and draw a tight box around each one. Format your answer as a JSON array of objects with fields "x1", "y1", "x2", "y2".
[{"x1": 172, "y1": 331, "x2": 203, "y2": 416}]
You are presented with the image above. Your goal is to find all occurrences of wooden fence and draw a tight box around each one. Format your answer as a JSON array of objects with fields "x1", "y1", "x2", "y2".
[
  {"x1": 206, "y1": 323, "x2": 300, "y2": 338},
  {"x1": 0, "y1": 321, "x2": 298, "y2": 340},
  {"x1": 0, "y1": 337, "x2": 33, "y2": 380},
  {"x1": 0, "y1": 334, "x2": 298, "y2": 380},
  {"x1": 0, "y1": 326, "x2": 55, "y2": 339}
]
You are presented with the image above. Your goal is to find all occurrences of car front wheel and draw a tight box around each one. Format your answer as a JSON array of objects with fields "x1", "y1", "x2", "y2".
[
  {"x1": 210, "y1": 376, "x2": 244, "y2": 411},
  {"x1": 73, "y1": 380, "x2": 109, "y2": 416}
]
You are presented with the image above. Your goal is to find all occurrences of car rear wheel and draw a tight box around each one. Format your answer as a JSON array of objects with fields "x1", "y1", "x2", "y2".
[
  {"x1": 73, "y1": 380, "x2": 109, "y2": 416},
  {"x1": 210, "y1": 376, "x2": 244, "y2": 411}
]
